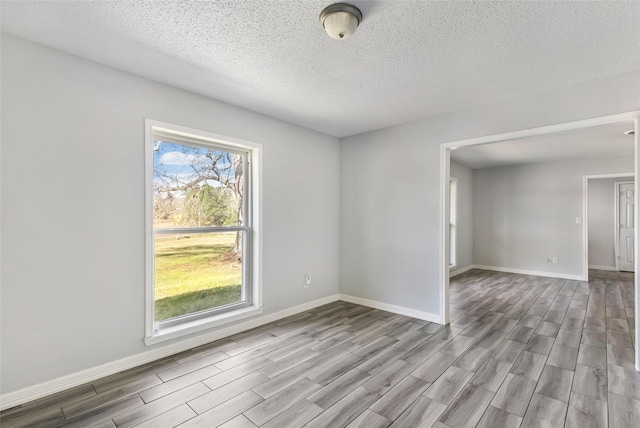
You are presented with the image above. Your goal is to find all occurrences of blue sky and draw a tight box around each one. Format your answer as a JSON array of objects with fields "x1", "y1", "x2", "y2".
[{"x1": 153, "y1": 141, "x2": 234, "y2": 193}]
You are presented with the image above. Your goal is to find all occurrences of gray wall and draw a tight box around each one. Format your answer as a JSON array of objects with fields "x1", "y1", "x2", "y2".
[
  {"x1": 340, "y1": 71, "x2": 640, "y2": 316},
  {"x1": 3, "y1": 32, "x2": 640, "y2": 396},
  {"x1": 472, "y1": 158, "x2": 633, "y2": 277},
  {"x1": 450, "y1": 162, "x2": 474, "y2": 269},
  {"x1": 1, "y1": 35, "x2": 340, "y2": 394},
  {"x1": 588, "y1": 177, "x2": 634, "y2": 269}
]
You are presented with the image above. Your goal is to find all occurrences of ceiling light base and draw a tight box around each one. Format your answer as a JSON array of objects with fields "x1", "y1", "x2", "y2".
[{"x1": 320, "y1": 3, "x2": 362, "y2": 40}]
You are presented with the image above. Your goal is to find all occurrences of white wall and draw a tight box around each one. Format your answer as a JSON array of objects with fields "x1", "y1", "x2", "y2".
[
  {"x1": 450, "y1": 162, "x2": 473, "y2": 269},
  {"x1": 340, "y1": 69, "x2": 640, "y2": 316},
  {"x1": 472, "y1": 158, "x2": 633, "y2": 277},
  {"x1": 588, "y1": 177, "x2": 634, "y2": 269},
  {"x1": 0, "y1": 35, "x2": 340, "y2": 395}
]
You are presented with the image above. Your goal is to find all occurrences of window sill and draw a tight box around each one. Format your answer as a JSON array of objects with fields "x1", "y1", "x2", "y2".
[{"x1": 144, "y1": 305, "x2": 263, "y2": 346}]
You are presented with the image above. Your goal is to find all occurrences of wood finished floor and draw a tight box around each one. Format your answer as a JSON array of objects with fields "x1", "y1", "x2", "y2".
[{"x1": 2, "y1": 269, "x2": 638, "y2": 427}]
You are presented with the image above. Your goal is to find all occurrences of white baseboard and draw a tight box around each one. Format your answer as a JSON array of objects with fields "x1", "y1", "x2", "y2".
[
  {"x1": 450, "y1": 265, "x2": 475, "y2": 277},
  {"x1": 473, "y1": 264, "x2": 585, "y2": 281},
  {"x1": 0, "y1": 294, "x2": 340, "y2": 411},
  {"x1": 339, "y1": 293, "x2": 441, "y2": 324},
  {"x1": 589, "y1": 265, "x2": 617, "y2": 271}
]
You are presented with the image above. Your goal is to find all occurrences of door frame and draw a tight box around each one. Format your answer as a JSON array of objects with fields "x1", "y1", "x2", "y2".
[
  {"x1": 583, "y1": 174, "x2": 634, "y2": 279},
  {"x1": 615, "y1": 180, "x2": 636, "y2": 272},
  {"x1": 439, "y1": 111, "x2": 640, "y2": 370}
]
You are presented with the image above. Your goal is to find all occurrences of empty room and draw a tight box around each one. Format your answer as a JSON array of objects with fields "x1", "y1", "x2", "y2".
[{"x1": 1, "y1": 1, "x2": 639, "y2": 427}]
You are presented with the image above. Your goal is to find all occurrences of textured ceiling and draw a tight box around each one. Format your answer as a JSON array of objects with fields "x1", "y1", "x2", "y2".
[
  {"x1": 451, "y1": 121, "x2": 636, "y2": 169},
  {"x1": 1, "y1": 1, "x2": 639, "y2": 137}
]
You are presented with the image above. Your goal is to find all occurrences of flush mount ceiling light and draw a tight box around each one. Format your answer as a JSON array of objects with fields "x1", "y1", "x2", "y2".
[{"x1": 320, "y1": 3, "x2": 362, "y2": 40}]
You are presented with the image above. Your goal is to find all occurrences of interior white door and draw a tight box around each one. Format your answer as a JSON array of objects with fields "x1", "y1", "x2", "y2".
[{"x1": 618, "y1": 181, "x2": 635, "y2": 272}]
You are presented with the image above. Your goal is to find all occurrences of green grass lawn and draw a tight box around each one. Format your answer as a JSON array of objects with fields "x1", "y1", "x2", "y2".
[{"x1": 154, "y1": 233, "x2": 242, "y2": 321}]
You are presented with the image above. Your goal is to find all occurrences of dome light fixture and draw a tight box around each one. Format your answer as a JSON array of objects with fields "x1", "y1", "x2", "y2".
[{"x1": 320, "y1": 3, "x2": 362, "y2": 40}]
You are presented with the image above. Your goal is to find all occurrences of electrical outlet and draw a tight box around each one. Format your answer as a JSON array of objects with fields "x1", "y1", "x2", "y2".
[
  {"x1": 304, "y1": 272, "x2": 311, "y2": 287},
  {"x1": 552, "y1": 257, "x2": 558, "y2": 264}
]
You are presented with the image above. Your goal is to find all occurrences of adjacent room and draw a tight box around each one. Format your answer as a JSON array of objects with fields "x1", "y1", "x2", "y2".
[
  {"x1": 449, "y1": 122, "x2": 635, "y2": 281},
  {"x1": 1, "y1": 1, "x2": 639, "y2": 427}
]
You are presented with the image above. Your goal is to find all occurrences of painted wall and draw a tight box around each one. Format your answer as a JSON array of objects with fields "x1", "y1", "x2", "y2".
[
  {"x1": 472, "y1": 158, "x2": 633, "y2": 277},
  {"x1": 1, "y1": 36, "x2": 340, "y2": 394},
  {"x1": 450, "y1": 162, "x2": 473, "y2": 269},
  {"x1": 588, "y1": 177, "x2": 634, "y2": 269},
  {"x1": 3, "y1": 32, "x2": 640, "y2": 399},
  {"x1": 340, "y1": 70, "x2": 640, "y2": 316}
]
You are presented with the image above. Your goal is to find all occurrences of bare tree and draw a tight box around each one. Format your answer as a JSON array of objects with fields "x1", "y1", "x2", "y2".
[{"x1": 153, "y1": 142, "x2": 244, "y2": 256}]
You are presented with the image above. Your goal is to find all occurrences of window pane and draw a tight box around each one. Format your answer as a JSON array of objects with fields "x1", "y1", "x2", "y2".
[
  {"x1": 153, "y1": 141, "x2": 245, "y2": 228},
  {"x1": 154, "y1": 231, "x2": 244, "y2": 322}
]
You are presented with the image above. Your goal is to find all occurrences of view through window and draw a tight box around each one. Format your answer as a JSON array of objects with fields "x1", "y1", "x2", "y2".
[{"x1": 151, "y1": 130, "x2": 252, "y2": 328}]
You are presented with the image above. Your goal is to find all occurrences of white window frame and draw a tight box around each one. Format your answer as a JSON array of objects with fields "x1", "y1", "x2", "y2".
[
  {"x1": 144, "y1": 119, "x2": 262, "y2": 345},
  {"x1": 449, "y1": 177, "x2": 457, "y2": 269}
]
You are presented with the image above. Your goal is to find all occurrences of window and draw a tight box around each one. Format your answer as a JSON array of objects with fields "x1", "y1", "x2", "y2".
[
  {"x1": 449, "y1": 178, "x2": 457, "y2": 268},
  {"x1": 145, "y1": 120, "x2": 261, "y2": 344}
]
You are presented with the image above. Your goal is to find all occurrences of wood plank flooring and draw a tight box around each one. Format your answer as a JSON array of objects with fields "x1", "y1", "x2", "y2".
[{"x1": 1, "y1": 269, "x2": 638, "y2": 427}]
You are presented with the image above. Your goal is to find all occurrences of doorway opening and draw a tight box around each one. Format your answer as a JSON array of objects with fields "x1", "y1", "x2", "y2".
[
  {"x1": 585, "y1": 174, "x2": 635, "y2": 281},
  {"x1": 439, "y1": 111, "x2": 640, "y2": 370}
]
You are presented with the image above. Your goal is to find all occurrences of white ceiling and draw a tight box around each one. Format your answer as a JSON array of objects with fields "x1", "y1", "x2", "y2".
[
  {"x1": 1, "y1": 1, "x2": 639, "y2": 138},
  {"x1": 450, "y1": 121, "x2": 636, "y2": 169}
]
